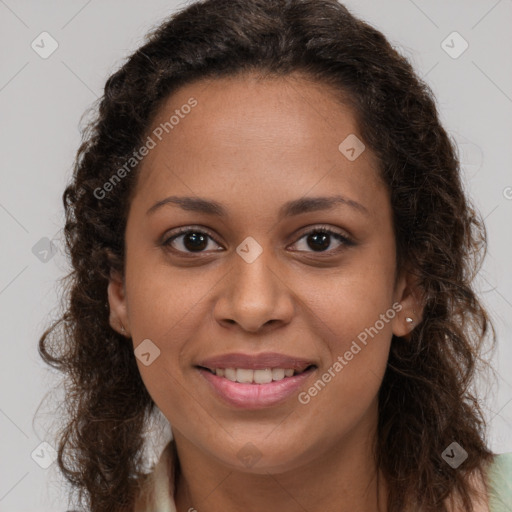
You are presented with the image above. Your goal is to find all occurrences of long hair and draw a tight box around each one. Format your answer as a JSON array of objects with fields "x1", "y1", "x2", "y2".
[{"x1": 38, "y1": 1, "x2": 496, "y2": 510}]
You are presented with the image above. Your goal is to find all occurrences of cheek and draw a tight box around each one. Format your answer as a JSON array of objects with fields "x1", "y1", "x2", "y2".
[
  {"x1": 306, "y1": 251, "x2": 397, "y2": 346},
  {"x1": 124, "y1": 263, "x2": 201, "y2": 418},
  {"x1": 125, "y1": 254, "x2": 211, "y2": 342},
  {"x1": 295, "y1": 256, "x2": 396, "y2": 416},
  {"x1": 296, "y1": 291, "x2": 394, "y2": 440},
  {"x1": 122, "y1": 254, "x2": 195, "y2": 382}
]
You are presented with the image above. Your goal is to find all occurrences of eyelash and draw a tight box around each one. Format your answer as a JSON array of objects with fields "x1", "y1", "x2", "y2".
[{"x1": 162, "y1": 225, "x2": 355, "y2": 256}]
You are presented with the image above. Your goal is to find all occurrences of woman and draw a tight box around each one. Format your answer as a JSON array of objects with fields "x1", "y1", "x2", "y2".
[{"x1": 38, "y1": 0, "x2": 512, "y2": 510}]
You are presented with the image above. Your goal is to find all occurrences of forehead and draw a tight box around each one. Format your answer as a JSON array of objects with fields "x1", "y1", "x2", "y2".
[
  {"x1": 131, "y1": 71, "x2": 386, "y2": 219},
  {"x1": 144, "y1": 71, "x2": 360, "y2": 158}
]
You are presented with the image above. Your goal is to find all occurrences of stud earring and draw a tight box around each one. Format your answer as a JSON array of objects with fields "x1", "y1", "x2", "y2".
[{"x1": 405, "y1": 317, "x2": 414, "y2": 325}]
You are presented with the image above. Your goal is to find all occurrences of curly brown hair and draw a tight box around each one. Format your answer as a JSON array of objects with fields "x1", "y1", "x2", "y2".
[{"x1": 38, "y1": 0, "x2": 497, "y2": 511}]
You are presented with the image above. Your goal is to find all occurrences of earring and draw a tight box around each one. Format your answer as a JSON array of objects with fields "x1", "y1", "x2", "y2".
[
  {"x1": 120, "y1": 324, "x2": 126, "y2": 334},
  {"x1": 405, "y1": 316, "x2": 414, "y2": 325}
]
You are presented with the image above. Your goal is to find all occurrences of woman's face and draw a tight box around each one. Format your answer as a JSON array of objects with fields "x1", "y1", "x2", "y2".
[{"x1": 108, "y1": 72, "x2": 420, "y2": 473}]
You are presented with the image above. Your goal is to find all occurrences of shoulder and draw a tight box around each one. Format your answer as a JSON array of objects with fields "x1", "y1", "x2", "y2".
[
  {"x1": 485, "y1": 452, "x2": 512, "y2": 512},
  {"x1": 443, "y1": 453, "x2": 512, "y2": 512}
]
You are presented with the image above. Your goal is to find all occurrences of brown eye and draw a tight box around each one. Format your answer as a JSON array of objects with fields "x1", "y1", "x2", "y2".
[
  {"x1": 163, "y1": 228, "x2": 222, "y2": 254},
  {"x1": 290, "y1": 227, "x2": 355, "y2": 254},
  {"x1": 162, "y1": 225, "x2": 355, "y2": 257}
]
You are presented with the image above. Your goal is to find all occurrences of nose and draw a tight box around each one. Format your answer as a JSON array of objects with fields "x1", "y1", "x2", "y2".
[{"x1": 213, "y1": 248, "x2": 294, "y2": 333}]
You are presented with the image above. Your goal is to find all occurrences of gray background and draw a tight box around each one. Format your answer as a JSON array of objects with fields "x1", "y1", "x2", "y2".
[{"x1": 1, "y1": 0, "x2": 511, "y2": 510}]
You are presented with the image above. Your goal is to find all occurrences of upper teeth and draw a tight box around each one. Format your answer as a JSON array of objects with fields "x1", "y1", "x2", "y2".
[{"x1": 213, "y1": 368, "x2": 297, "y2": 384}]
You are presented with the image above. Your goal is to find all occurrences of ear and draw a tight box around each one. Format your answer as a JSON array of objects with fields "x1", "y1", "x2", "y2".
[
  {"x1": 107, "y1": 267, "x2": 131, "y2": 338},
  {"x1": 391, "y1": 268, "x2": 425, "y2": 338}
]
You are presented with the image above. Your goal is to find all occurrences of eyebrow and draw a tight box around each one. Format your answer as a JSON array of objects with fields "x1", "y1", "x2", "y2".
[{"x1": 146, "y1": 194, "x2": 369, "y2": 218}]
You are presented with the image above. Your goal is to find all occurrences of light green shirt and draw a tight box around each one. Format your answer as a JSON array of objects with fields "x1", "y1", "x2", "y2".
[
  {"x1": 134, "y1": 443, "x2": 512, "y2": 511},
  {"x1": 487, "y1": 452, "x2": 512, "y2": 511}
]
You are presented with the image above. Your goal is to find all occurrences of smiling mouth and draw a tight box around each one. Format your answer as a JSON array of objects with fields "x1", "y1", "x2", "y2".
[{"x1": 197, "y1": 364, "x2": 316, "y2": 385}]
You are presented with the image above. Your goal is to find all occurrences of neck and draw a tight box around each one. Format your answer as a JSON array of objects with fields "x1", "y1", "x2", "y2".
[{"x1": 172, "y1": 408, "x2": 388, "y2": 512}]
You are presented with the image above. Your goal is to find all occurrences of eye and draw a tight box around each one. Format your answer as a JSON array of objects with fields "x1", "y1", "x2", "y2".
[
  {"x1": 162, "y1": 224, "x2": 355, "y2": 256},
  {"x1": 162, "y1": 226, "x2": 222, "y2": 255},
  {"x1": 290, "y1": 225, "x2": 355, "y2": 254}
]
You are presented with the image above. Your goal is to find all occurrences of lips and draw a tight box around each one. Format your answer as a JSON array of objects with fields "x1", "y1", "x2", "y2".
[
  {"x1": 197, "y1": 365, "x2": 317, "y2": 408},
  {"x1": 196, "y1": 352, "x2": 316, "y2": 372},
  {"x1": 195, "y1": 352, "x2": 318, "y2": 408}
]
